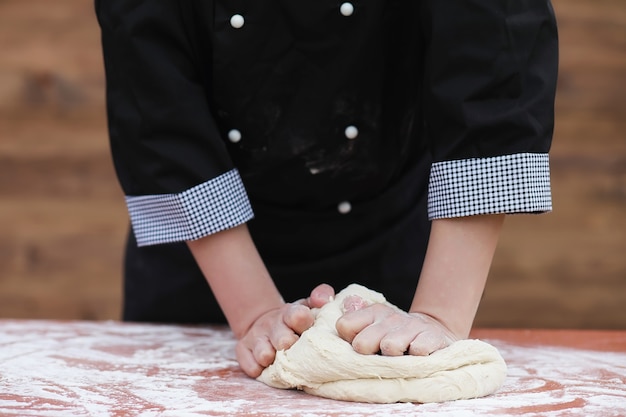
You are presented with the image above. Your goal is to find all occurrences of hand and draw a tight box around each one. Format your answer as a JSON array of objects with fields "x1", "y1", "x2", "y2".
[
  {"x1": 335, "y1": 295, "x2": 458, "y2": 356},
  {"x1": 235, "y1": 283, "x2": 336, "y2": 378},
  {"x1": 235, "y1": 303, "x2": 313, "y2": 378}
]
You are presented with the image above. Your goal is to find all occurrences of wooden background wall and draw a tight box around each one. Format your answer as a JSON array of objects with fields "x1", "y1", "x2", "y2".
[{"x1": 1, "y1": 0, "x2": 624, "y2": 328}]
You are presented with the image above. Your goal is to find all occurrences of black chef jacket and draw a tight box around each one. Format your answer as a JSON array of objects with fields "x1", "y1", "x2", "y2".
[{"x1": 96, "y1": 0, "x2": 559, "y2": 323}]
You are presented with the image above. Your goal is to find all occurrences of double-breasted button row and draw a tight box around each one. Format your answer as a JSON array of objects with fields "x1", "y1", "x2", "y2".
[
  {"x1": 228, "y1": 126, "x2": 356, "y2": 214},
  {"x1": 229, "y1": 3, "x2": 354, "y2": 28},
  {"x1": 227, "y1": 124, "x2": 357, "y2": 213},
  {"x1": 228, "y1": 125, "x2": 355, "y2": 214},
  {"x1": 227, "y1": 3, "x2": 357, "y2": 214}
]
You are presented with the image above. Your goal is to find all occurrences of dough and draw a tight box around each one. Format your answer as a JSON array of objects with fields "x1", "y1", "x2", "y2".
[{"x1": 257, "y1": 284, "x2": 507, "y2": 403}]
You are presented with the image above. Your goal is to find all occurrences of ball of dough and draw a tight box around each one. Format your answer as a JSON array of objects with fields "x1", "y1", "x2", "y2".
[{"x1": 257, "y1": 284, "x2": 507, "y2": 403}]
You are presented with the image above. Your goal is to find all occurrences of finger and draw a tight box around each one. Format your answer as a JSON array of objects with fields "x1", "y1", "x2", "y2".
[
  {"x1": 235, "y1": 341, "x2": 263, "y2": 378},
  {"x1": 379, "y1": 326, "x2": 418, "y2": 356},
  {"x1": 350, "y1": 310, "x2": 410, "y2": 355},
  {"x1": 342, "y1": 295, "x2": 370, "y2": 313},
  {"x1": 336, "y1": 306, "x2": 377, "y2": 343},
  {"x1": 283, "y1": 303, "x2": 315, "y2": 335},
  {"x1": 408, "y1": 330, "x2": 452, "y2": 356},
  {"x1": 350, "y1": 321, "x2": 389, "y2": 355},
  {"x1": 307, "y1": 283, "x2": 335, "y2": 308},
  {"x1": 269, "y1": 325, "x2": 299, "y2": 352},
  {"x1": 252, "y1": 336, "x2": 276, "y2": 368},
  {"x1": 267, "y1": 304, "x2": 313, "y2": 352}
]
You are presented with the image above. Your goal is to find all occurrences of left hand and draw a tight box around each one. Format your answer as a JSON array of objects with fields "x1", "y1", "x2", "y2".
[{"x1": 335, "y1": 295, "x2": 458, "y2": 356}]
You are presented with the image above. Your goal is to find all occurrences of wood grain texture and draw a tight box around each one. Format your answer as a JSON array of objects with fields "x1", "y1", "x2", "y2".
[
  {"x1": 0, "y1": 0, "x2": 624, "y2": 328},
  {"x1": 475, "y1": 0, "x2": 626, "y2": 329}
]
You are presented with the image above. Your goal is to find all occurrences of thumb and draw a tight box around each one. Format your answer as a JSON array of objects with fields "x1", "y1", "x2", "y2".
[
  {"x1": 307, "y1": 283, "x2": 335, "y2": 308},
  {"x1": 342, "y1": 295, "x2": 369, "y2": 313}
]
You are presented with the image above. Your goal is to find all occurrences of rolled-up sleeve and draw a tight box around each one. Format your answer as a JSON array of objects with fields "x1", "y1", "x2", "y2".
[
  {"x1": 96, "y1": 0, "x2": 253, "y2": 246},
  {"x1": 420, "y1": 0, "x2": 559, "y2": 219}
]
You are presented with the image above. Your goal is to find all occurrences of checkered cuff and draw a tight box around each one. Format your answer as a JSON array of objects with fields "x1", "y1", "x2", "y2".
[
  {"x1": 125, "y1": 169, "x2": 254, "y2": 246},
  {"x1": 428, "y1": 153, "x2": 552, "y2": 219}
]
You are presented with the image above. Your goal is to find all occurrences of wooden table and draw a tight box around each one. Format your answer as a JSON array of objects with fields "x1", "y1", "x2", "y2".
[{"x1": 0, "y1": 320, "x2": 624, "y2": 416}]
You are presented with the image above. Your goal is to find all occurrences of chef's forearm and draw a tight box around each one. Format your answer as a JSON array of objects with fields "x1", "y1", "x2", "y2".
[
  {"x1": 187, "y1": 224, "x2": 284, "y2": 339},
  {"x1": 410, "y1": 214, "x2": 505, "y2": 338}
]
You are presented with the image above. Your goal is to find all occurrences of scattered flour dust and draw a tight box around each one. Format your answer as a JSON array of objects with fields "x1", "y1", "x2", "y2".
[{"x1": 0, "y1": 320, "x2": 624, "y2": 417}]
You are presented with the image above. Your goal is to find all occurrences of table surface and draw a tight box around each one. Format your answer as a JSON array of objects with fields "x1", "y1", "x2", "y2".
[{"x1": 0, "y1": 320, "x2": 625, "y2": 417}]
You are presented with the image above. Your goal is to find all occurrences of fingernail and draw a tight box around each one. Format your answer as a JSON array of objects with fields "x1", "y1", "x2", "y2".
[{"x1": 343, "y1": 295, "x2": 368, "y2": 312}]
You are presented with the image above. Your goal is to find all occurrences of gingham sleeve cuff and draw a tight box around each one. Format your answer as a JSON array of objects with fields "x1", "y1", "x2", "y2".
[
  {"x1": 428, "y1": 153, "x2": 552, "y2": 219},
  {"x1": 125, "y1": 169, "x2": 254, "y2": 246}
]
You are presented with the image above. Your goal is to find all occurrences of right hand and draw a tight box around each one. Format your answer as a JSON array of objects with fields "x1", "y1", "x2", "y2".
[{"x1": 235, "y1": 283, "x2": 336, "y2": 378}]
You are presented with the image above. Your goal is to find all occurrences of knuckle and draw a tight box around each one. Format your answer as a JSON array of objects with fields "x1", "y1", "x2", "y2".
[
  {"x1": 335, "y1": 317, "x2": 353, "y2": 339},
  {"x1": 370, "y1": 303, "x2": 387, "y2": 314},
  {"x1": 275, "y1": 333, "x2": 297, "y2": 351},
  {"x1": 409, "y1": 330, "x2": 447, "y2": 356},
  {"x1": 408, "y1": 342, "x2": 429, "y2": 356},
  {"x1": 409, "y1": 335, "x2": 434, "y2": 356},
  {"x1": 351, "y1": 335, "x2": 377, "y2": 355},
  {"x1": 252, "y1": 338, "x2": 275, "y2": 365},
  {"x1": 380, "y1": 339, "x2": 405, "y2": 356},
  {"x1": 254, "y1": 347, "x2": 275, "y2": 367},
  {"x1": 285, "y1": 304, "x2": 312, "y2": 327},
  {"x1": 351, "y1": 339, "x2": 369, "y2": 354}
]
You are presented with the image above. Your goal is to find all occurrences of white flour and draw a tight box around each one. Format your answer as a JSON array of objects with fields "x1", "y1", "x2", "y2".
[{"x1": 0, "y1": 320, "x2": 625, "y2": 417}]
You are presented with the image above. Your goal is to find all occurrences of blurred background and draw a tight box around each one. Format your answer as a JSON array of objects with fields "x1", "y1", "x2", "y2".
[{"x1": 0, "y1": 0, "x2": 624, "y2": 328}]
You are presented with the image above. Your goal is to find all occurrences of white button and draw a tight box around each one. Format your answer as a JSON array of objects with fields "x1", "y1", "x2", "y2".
[
  {"x1": 228, "y1": 129, "x2": 242, "y2": 143},
  {"x1": 337, "y1": 201, "x2": 352, "y2": 214},
  {"x1": 340, "y1": 2, "x2": 354, "y2": 17},
  {"x1": 230, "y1": 14, "x2": 244, "y2": 29},
  {"x1": 344, "y1": 125, "x2": 359, "y2": 139}
]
